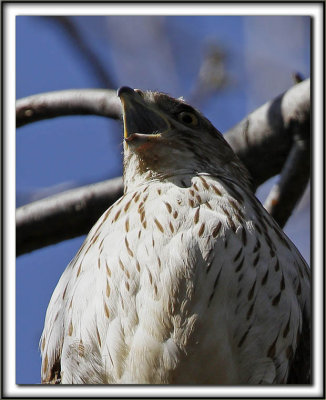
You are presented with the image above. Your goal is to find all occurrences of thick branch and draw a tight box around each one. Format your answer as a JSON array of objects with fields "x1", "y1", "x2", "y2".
[
  {"x1": 16, "y1": 177, "x2": 123, "y2": 256},
  {"x1": 16, "y1": 80, "x2": 310, "y2": 255},
  {"x1": 264, "y1": 131, "x2": 310, "y2": 228},
  {"x1": 224, "y1": 79, "x2": 310, "y2": 190},
  {"x1": 16, "y1": 89, "x2": 121, "y2": 127}
]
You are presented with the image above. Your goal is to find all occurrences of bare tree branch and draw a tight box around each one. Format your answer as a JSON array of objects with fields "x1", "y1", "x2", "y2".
[
  {"x1": 224, "y1": 79, "x2": 310, "y2": 190},
  {"x1": 264, "y1": 130, "x2": 310, "y2": 228},
  {"x1": 16, "y1": 177, "x2": 123, "y2": 256},
  {"x1": 43, "y1": 16, "x2": 116, "y2": 89},
  {"x1": 16, "y1": 79, "x2": 310, "y2": 255},
  {"x1": 16, "y1": 89, "x2": 121, "y2": 127}
]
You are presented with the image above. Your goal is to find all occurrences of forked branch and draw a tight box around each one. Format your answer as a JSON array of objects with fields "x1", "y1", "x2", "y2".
[{"x1": 16, "y1": 79, "x2": 310, "y2": 254}]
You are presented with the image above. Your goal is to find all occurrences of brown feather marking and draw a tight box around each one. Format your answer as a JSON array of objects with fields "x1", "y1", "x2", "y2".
[
  {"x1": 142, "y1": 192, "x2": 149, "y2": 202},
  {"x1": 78, "y1": 339, "x2": 85, "y2": 357},
  {"x1": 204, "y1": 201, "x2": 212, "y2": 210},
  {"x1": 106, "y1": 261, "x2": 112, "y2": 277},
  {"x1": 104, "y1": 301, "x2": 110, "y2": 318},
  {"x1": 212, "y1": 221, "x2": 222, "y2": 238},
  {"x1": 125, "y1": 237, "x2": 134, "y2": 257},
  {"x1": 198, "y1": 222, "x2": 205, "y2": 237},
  {"x1": 43, "y1": 353, "x2": 48, "y2": 374},
  {"x1": 76, "y1": 263, "x2": 82, "y2": 277},
  {"x1": 125, "y1": 281, "x2": 130, "y2": 291},
  {"x1": 41, "y1": 336, "x2": 46, "y2": 352},
  {"x1": 136, "y1": 260, "x2": 141, "y2": 272},
  {"x1": 96, "y1": 327, "x2": 102, "y2": 347},
  {"x1": 102, "y1": 206, "x2": 113, "y2": 223},
  {"x1": 226, "y1": 216, "x2": 237, "y2": 232},
  {"x1": 68, "y1": 320, "x2": 73, "y2": 336},
  {"x1": 199, "y1": 176, "x2": 209, "y2": 190},
  {"x1": 125, "y1": 217, "x2": 130, "y2": 232},
  {"x1": 134, "y1": 192, "x2": 140, "y2": 203},
  {"x1": 99, "y1": 237, "x2": 105, "y2": 251},
  {"x1": 169, "y1": 221, "x2": 174, "y2": 233},
  {"x1": 91, "y1": 233, "x2": 100, "y2": 245},
  {"x1": 211, "y1": 184, "x2": 222, "y2": 196},
  {"x1": 62, "y1": 283, "x2": 68, "y2": 300},
  {"x1": 43, "y1": 358, "x2": 61, "y2": 384},
  {"x1": 137, "y1": 202, "x2": 144, "y2": 213},
  {"x1": 194, "y1": 208, "x2": 200, "y2": 224},
  {"x1": 106, "y1": 280, "x2": 110, "y2": 297},
  {"x1": 154, "y1": 218, "x2": 164, "y2": 233},
  {"x1": 119, "y1": 258, "x2": 125, "y2": 271},
  {"x1": 124, "y1": 199, "x2": 132, "y2": 212},
  {"x1": 113, "y1": 209, "x2": 121, "y2": 222},
  {"x1": 173, "y1": 210, "x2": 178, "y2": 219},
  {"x1": 229, "y1": 198, "x2": 240, "y2": 212},
  {"x1": 164, "y1": 201, "x2": 172, "y2": 213}
]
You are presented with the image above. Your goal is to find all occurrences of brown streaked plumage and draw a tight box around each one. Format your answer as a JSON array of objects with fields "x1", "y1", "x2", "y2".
[{"x1": 40, "y1": 87, "x2": 310, "y2": 384}]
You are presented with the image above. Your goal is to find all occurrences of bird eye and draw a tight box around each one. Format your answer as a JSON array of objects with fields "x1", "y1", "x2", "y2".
[{"x1": 178, "y1": 111, "x2": 198, "y2": 126}]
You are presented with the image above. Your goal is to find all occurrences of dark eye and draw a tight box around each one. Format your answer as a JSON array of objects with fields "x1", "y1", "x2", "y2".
[{"x1": 178, "y1": 111, "x2": 198, "y2": 126}]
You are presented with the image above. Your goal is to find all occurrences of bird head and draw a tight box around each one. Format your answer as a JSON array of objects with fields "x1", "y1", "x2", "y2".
[{"x1": 118, "y1": 86, "x2": 250, "y2": 192}]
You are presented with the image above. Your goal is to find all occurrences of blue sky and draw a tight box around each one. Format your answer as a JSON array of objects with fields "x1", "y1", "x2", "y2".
[{"x1": 16, "y1": 15, "x2": 310, "y2": 384}]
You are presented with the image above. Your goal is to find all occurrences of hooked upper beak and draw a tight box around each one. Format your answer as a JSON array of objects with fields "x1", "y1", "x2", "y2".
[{"x1": 117, "y1": 86, "x2": 170, "y2": 141}]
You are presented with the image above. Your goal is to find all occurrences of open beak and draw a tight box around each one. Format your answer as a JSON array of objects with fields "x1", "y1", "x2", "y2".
[{"x1": 117, "y1": 86, "x2": 170, "y2": 141}]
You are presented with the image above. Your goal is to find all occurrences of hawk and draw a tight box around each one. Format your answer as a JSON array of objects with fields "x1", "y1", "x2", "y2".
[{"x1": 40, "y1": 87, "x2": 310, "y2": 384}]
